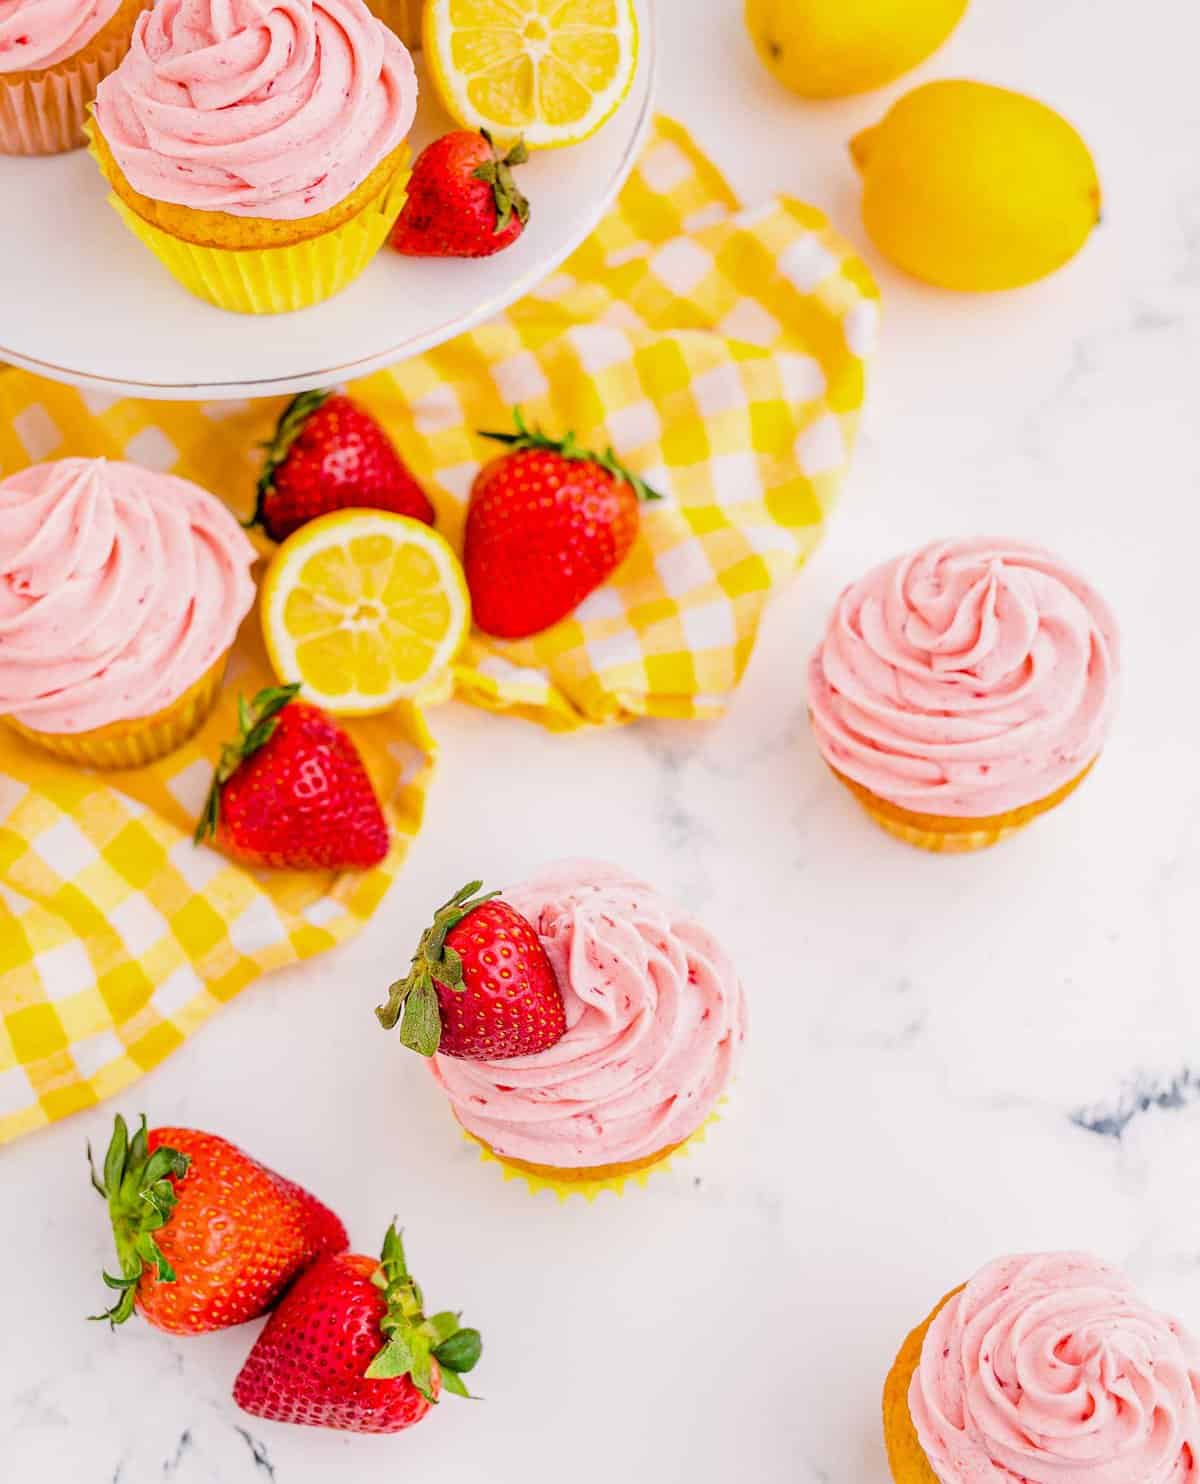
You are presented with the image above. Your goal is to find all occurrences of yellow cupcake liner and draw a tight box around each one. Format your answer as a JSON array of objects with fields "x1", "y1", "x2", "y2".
[
  {"x1": 366, "y1": 0, "x2": 424, "y2": 47},
  {"x1": 882, "y1": 1290, "x2": 959, "y2": 1483},
  {"x1": 831, "y1": 758, "x2": 1098, "y2": 854},
  {"x1": 95, "y1": 149, "x2": 411, "y2": 314},
  {"x1": 463, "y1": 1106, "x2": 725, "y2": 1202},
  {"x1": 0, "y1": 0, "x2": 149, "y2": 156},
  {"x1": 4, "y1": 653, "x2": 227, "y2": 769}
]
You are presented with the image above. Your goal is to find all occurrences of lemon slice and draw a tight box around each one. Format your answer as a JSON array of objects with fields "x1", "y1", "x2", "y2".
[
  {"x1": 261, "y1": 511, "x2": 469, "y2": 715},
  {"x1": 423, "y1": 0, "x2": 639, "y2": 150}
]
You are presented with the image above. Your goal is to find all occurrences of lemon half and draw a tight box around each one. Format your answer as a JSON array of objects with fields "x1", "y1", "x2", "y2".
[
  {"x1": 423, "y1": 0, "x2": 639, "y2": 150},
  {"x1": 261, "y1": 510, "x2": 469, "y2": 715}
]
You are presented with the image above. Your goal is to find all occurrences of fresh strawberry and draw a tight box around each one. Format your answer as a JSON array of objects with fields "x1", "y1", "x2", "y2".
[
  {"x1": 89, "y1": 1114, "x2": 347, "y2": 1334},
  {"x1": 376, "y1": 881, "x2": 566, "y2": 1060},
  {"x1": 233, "y1": 1221, "x2": 482, "y2": 1432},
  {"x1": 463, "y1": 409, "x2": 661, "y2": 639},
  {"x1": 390, "y1": 129, "x2": 530, "y2": 258},
  {"x1": 196, "y1": 685, "x2": 389, "y2": 871},
  {"x1": 252, "y1": 389, "x2": 434, "y2": 542}
]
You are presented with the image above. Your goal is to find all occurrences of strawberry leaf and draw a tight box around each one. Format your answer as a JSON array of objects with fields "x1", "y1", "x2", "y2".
[
  {"x1": 89, "y1": 1112, "x2": 189, "y2": 1326},
  {"x1": 364, "y1": 1223, "x2": 480, "y2": 1402},
  {"x1": 375, "y1": 882, "x2": 500, "y2": 1056},
  {"x1": 438, "y1": 1367, "x2": 471, "y2": 1399},
  {"x1": 365, "y1": 1334, "x2": 414, "y2": 1380},
  {"x1": 433, "y1": 1327, "x2": 482, "y2": 1374},
  {"x1": 195, "y1": 685, "x2": 302, "y2": 845},
  {"x1": 477, "y1": 409, "x2": 663, "y2": 503}
]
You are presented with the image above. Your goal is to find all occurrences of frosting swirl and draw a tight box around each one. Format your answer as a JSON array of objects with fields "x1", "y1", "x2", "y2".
[
  {"x1": 910, "y1": 1253, "x2": 1200, "y2": 1484},
  {"x1": 431, "y1": 862, "x2": 747, "y2": 1168},
  {"x1": 93, "y1": 0, "x2": 417, "y2": 220},
  {"x1": 0, "y1": 458, "x2": 257, "y2": 734},
  {"x1": 0, "y1": 0, "x2": 122, "y2": 72},
  {"x1": 808, "y1": 538, "x2": 1119, "y2": 816}
]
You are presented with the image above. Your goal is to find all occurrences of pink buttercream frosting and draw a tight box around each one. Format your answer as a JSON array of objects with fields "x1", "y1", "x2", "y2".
[
  {"x1": 808, "y1": 538, "x2": 1120, "y2": 817},
  {"x1": 910, "y1": 1253, "x2": 1200, "y2": 1484},
  {"x1": 430, "y1": 861, "x2": 747, "y2": 1168},
  {"x1": 0, "y1": 0, "x2": 122, "y2": 72},
  {"x1": 0, "y1": 458, "x2": 256, "y2": 734},
  {"x1": 93, "y1": 0, "x2": 417, "y2": 220}
]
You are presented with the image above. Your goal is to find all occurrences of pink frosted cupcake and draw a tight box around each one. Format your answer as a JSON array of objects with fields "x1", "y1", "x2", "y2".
[
  {"x1": 0, "y1": 457, "x2": 257, "y2": 767},
  {"x1": 884, "y1": 1252, "x2": 1200, "y2": 1483},
  {"x1": 378, "y1": 861, "x2": 747, "y2": 1196},
  {"x1": 808, "y1": 538, "x2": 1120, "y2": 852},
  {"x1": 89, "y1": 0, "x2": 419, "y2": 313},
  {"x1": 0, "y1": 0, "x2": 148, "y2": 154}
]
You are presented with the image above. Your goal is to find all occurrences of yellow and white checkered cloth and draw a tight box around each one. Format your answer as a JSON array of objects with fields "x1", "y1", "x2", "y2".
[{"x1": 0, "y1": 117, "x2": 876, "y2": 1143}]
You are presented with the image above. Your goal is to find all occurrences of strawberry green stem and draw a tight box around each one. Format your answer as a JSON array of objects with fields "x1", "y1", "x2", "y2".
[
  {"x1": 472, "y1": 131, "x2": 531, "y2": 236},
  {"x1": 195, "y1": 684, "x2": 301, "y2": 845},
  {"x1": 375, "y1": 882, "x2": 499, "y2": 1057},
  {"x1": 478, "y1": 408, "x2": 663, "y2": 503},
  {"x1": 88, "y1": 1113, "x2": 189, "y2": 1326},
  {"x1": 365, "y1": 1222, "x2": 482, "y2": 1400},
  {"x1": 249, "y1": 387, "x2": 333, "y2": 531}
]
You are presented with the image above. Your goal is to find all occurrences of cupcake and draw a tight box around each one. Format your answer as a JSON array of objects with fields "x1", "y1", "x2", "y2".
[
  {"x1": 0, "y1": 0, "x2": 148, "y2": 155},
  {"x1": 377, "y1": 862, "x2": 747, "y2": 1197},
  {"x1": 884, "y1": 1252, "x2": 1200, "y2": 1483},
  {"x1": 0, "y1": 458, "x2": 257, "y2": 767},
  {"x1": 808, "y1": 538, "x2": 1120, "y2": 852},
  {"x1": 90, "y1": 0, "x2": 419, "y2": 314}
]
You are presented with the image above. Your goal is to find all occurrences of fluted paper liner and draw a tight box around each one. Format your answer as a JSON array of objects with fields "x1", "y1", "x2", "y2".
[
  {"x1": 463, "y1": 1105, "x2": 725, "y2": 1202},
  {"x1": 90, "y1": 139, "x2": 411, "y2": 314},
  {"x1": 830, "y1": 759, "x2": 1098, "y2": 854},
  {"x1": 0, "y1": 3, "x2": 147, "y2": 156},
  {"x1": 4, "y1": 654, "x2": 227, "y2": 769}
]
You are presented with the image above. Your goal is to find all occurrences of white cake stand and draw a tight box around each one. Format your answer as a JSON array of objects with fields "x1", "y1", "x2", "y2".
[{"x1": 0, "y1": 0, "x2": 655, "y2": 400}]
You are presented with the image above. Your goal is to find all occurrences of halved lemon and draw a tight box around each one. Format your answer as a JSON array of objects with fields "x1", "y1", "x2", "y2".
[
  {"x1": 261, "y1": 511, "x2": 469, "y2": 715},
  {"x1": 423, "y1": 0, "x2": 639, "y2": 150}
]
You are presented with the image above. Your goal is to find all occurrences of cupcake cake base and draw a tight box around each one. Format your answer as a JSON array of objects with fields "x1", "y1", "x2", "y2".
[
  {"x1": 5, "y1": 653, "x2": 227, "y2": 769},
  {"x1": 830, "y1": 759, "x2": 1097, "y2": 854},
  {"x1": 464, "y1": 1113, "x2": 720, "y2": 1202},
  {"x1": 882, "y1": 1292, "x2": 956, "y2": 1483}
]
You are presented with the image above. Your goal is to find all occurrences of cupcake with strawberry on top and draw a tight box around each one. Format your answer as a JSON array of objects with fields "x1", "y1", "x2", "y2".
[
  {"x1": 377, "y1": 861, "x2": 747, "y2": 1196},
  {"x1": 808, "y1": 537, "x2": 1120, "y2": 852}
]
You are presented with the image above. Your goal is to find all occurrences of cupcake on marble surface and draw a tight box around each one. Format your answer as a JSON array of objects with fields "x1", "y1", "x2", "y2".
[
  {"x1": 0, "y1": 457, "x2": 257, "y2": 767},
  {"x1": 0, "y1": 0, "x2": 148, "y2": 155},
  {"x1": 808, "y1": 538, "x2": 1120, "y2": 852},
  {"x1": 884, "y1": 1252, "x2": 1200, "y2": 1483},
  {"x1": 89, "y1": 0, "x2": 419, "y2": 313},
  {"x1": 377, "y1": 861, "x2": 747, "y2": 1197}
]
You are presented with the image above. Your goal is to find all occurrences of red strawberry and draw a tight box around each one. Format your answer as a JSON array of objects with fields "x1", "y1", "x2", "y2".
[
  {"x1": 464, "y1": 409, "x2": 661, "y2": 639},
  {"x1": 89, "y1": 1114, "x2": 347, "y2": 1334},
  {"x1": 252, "y1": 389, "x2": 434, "y2": 542},
  {"x1": 390, "y1": 129, "x2": 530, "y2": 258},
  {"x1": 196, "y1": 685, "x2": 389, "y2": 871},
  {"x1": 233, "y1": 1221, "x2": 482, "y2": 1432},
  {"x1": 376, "y1": 881, "x2": 566, "y2": 1060}
]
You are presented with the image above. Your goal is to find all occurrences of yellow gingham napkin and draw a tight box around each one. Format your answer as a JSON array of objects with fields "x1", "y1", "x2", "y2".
[{"x1": 0, "y1": 117, "x2": 876, "y2": 1143}]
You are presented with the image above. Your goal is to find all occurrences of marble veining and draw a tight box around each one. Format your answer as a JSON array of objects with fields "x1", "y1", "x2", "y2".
[{"x1": 3, "y1": 0, "x2": 1200, "y2": 1481}]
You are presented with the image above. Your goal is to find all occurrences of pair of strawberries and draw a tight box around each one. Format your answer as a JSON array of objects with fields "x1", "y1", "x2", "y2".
[{"x1": 92, "y1": 1114, "x2": 481, "y2": 1433}]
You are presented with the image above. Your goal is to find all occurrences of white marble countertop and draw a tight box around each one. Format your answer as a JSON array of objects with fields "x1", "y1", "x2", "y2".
[{"x1": 5, "y1": 0, "x2": 1200, "y2": 1479}]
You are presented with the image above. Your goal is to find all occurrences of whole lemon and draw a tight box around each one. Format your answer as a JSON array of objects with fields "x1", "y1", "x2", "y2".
[
  {"x1": 745, "y1": 0, "x2": 968, "y2": 99},
  {"x1": 851, "y1": 80, "x2": 1101, "y2": 291}
]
